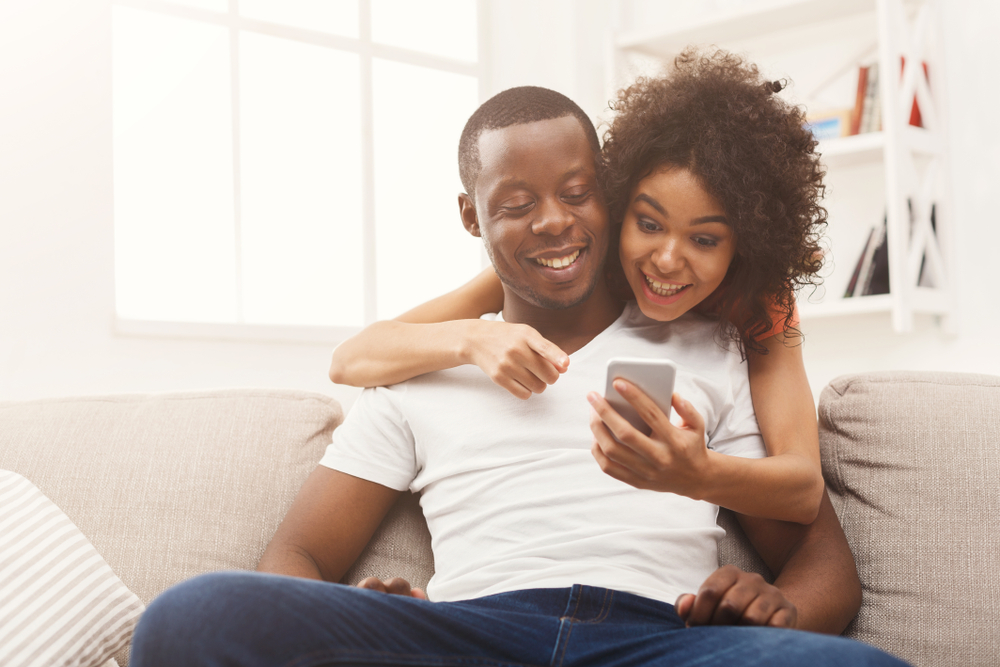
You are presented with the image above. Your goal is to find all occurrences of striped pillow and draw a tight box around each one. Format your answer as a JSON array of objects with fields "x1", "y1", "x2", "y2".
[{"x1": 0, "y1": 471, "x2": 144, "y2": 667}]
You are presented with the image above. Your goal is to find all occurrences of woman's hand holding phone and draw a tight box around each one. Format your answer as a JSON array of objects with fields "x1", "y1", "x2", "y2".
[{"x1": 587, "y1": 379, "x2": 712, "y2": 499}]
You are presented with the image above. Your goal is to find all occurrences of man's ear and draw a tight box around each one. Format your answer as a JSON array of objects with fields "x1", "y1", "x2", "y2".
[{"x1": 458, "y1": 193, "x2": 480, "y2": 237}]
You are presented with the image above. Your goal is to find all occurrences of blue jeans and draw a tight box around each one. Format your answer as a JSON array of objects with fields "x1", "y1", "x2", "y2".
[{"x1": 130, "y1": 571, "x2": 908, "y2": 667}]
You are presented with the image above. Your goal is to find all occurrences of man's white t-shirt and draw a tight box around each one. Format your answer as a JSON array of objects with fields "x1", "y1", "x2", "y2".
[{"x1": 320, "y1": 302, "x2": 765, "y2": 605}]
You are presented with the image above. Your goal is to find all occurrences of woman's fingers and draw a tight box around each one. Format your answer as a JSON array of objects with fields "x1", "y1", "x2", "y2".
[
  {"x1": 612, "y1": 379, "x2": 673, "y2": 434},
  {"x1": 526, "y1": 335, "x2": 570, "y2": 375},
  {"x1": 587, "y1": 392, "x2": 647, "y2": 449},
  {"x1": 670, "y1": 392, "x2": 705, "y2": 433}
]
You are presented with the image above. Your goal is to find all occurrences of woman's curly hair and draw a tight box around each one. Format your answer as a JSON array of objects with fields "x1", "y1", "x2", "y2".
[{"x1": 600, "y1": 47, "x2": 827, "y2": 356}]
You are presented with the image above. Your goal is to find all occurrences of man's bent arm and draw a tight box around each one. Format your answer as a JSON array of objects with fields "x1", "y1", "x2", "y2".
[
  {"x1": 258, "y1": 466, "x2": 401, "y2": 583},
  {"x1": 737, "y1": 489, "x2": 862, "y2": 634}
]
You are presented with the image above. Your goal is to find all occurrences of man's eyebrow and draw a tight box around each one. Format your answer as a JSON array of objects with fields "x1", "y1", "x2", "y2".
[
  {"x1": 493, "y1": 166, "x2": 593, "y2": 191},
  {"x1": 633, "y1": 193, "x2": 729, "y2": 225}
]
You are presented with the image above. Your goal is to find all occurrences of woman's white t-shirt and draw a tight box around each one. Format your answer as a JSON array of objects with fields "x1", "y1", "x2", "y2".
[{"x1": 321, "y1": 303, "x2": 765, "y2": 604}]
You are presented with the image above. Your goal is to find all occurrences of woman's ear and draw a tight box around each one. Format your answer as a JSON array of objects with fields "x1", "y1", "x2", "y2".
[{"x1": 458, "y1": 193, "x2": 480, "y2": 237}]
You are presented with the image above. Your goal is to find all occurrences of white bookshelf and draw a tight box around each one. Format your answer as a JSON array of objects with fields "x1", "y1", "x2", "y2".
[{"x1": 610, "y1": 0, "x2": 954, "y2": 332}]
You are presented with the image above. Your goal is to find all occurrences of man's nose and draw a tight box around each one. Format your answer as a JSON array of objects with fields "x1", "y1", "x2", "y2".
[{"x1": 530, "y1": 198, "x2": 574, "y2": 236}]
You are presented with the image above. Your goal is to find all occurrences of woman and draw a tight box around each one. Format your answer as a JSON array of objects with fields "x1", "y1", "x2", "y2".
[{"x1": 330, "y1": 48, "x2": 827, "y2": 524}]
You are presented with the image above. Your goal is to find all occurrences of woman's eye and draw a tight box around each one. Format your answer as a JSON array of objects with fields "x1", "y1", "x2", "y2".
[
  {"x1": 563, "y1": 188, "x2": 590, "y2": 202},
  {"x1": 693, "y1": 236, "x2": 718, "y2": 247},
  {"x1": 637, "y1": 218, "x2": 659, "y2": 232}
]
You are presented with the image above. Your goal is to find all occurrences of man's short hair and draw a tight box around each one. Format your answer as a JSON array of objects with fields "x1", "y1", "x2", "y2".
[{"x1": 458, "y1": 86, "x2": 601, "y2": 201}]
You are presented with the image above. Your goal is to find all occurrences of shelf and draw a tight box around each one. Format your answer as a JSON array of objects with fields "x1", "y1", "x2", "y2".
[
  {"x1": 798, "y1": 286, "x2": 950, "y2": 321},
  {"x1": 818, "y1": 132, "x2": 885, "y2": 167},
  {"x1": 798, "y1": 293, "x2": 892, "y2": 319},
  {"x1": 617, "y1": 0, "x2": 876, "y2": 58},
  {"x1": 818, "y1": 125, "x2": 939, "y2": 168}
]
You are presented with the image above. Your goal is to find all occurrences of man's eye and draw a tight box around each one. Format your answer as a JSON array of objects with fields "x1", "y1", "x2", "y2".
[{"x1": 500, "y1": 200, "x2": 533, "y2": 212}]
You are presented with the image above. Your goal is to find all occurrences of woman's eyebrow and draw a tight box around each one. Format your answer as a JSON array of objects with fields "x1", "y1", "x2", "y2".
[
  {"x1": 690, "y1": 215, "x2": 729, "y2": 226},
  {"x1": 633, "y1": 193, "x2": 665, "y2": 215},
  {"x1": 634, "y1": 194, "x2": 729, "y2": 226}
]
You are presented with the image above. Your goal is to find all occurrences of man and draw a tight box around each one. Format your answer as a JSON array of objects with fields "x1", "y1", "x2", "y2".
[{"x1": 130, "y1": 88, "x2": 904, "y2": 666}]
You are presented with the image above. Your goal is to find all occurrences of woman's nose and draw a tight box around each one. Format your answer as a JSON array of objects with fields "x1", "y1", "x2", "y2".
[{"x1": 652, "y1": 238, "x2": 685, "y2": 272}]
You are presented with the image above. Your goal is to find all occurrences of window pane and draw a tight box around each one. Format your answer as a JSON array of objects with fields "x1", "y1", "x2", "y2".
[
  {"x1": 373, "y1": 59, "x2": 480, "y2": 319},
  {"x1": 240, "y1": 32, "x2": 363, "y2": 326},
  {"x1": 372, "y1": 0, "x2": 477, "y2": 62},
  {"x1": 163, "y1": 0, "x2": 228, "y2": 12},
  {"x1": 113, "y1": 7, "x2": 237, "y2": 322},
  {"x1": 240, "y1": 0, "x2": 358, "y2": 38}
]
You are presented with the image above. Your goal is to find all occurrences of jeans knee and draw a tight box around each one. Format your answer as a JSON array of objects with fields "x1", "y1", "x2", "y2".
[{"x1": 131, "y1": 571, "x2": 265, "y2": 666}]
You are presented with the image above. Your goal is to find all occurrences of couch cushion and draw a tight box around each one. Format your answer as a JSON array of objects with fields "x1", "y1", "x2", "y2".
[
  {"x1": 0, "y1": 471, "x2": 143, "y2": 667},
  {"x1": 819, "y1": 371, "x2": 1000, "y2": 667},
  {"x1": 0, "y1": 389, "x2": 342, "y2": 665}
]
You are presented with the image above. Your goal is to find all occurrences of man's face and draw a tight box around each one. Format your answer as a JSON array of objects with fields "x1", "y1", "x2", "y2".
[{"x1": 461, "y1": 116, "x2": 609, "y2": 311}]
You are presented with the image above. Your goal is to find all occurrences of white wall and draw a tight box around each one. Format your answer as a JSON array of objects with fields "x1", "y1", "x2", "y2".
[{"x1": 1, "y1": 0, "x2": 997, "y2": 410}]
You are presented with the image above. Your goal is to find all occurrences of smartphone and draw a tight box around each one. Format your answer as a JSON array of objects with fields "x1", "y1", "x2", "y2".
[{"x1": 604, "y1": 358, "x2": 678, "y2": 435}]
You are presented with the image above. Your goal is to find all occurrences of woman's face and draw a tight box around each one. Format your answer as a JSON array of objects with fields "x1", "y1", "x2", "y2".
[{"x1": 618, "y1": 166, "x2": 736, "y2": 322}]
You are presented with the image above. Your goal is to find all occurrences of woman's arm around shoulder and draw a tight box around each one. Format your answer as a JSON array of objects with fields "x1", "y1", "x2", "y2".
[{"x1": 328, "y1": 267, "x2": 569, "y2": 398}]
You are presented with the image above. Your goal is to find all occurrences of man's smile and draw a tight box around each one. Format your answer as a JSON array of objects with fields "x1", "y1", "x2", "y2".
[
  {"x1": 533, "y1": 249, "x2": 581, "y2": 269},
  {"x1": 526, "y1": 245, "x2": 589, "y2": 284}
]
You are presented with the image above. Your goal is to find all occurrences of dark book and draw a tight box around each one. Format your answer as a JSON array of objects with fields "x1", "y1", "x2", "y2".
[
  {"x1": 844, "y1": 226, "x2": 876, "y2": 298},
  {"x1": 918, "y1": 203, "x2": 937, "y2": 287},
  {"x1": 862, "y1": 216, "x2": 890, "y2": 296}
]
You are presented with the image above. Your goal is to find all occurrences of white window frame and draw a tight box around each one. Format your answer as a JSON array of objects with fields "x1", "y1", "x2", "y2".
[{"x1": 112, "y1": 0, "x2": 490, "y2": 344}]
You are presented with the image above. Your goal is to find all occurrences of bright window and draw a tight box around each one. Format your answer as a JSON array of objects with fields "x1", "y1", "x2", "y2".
[{"x1": 113, "y1": 0, "x2": 484, "y2": 334}]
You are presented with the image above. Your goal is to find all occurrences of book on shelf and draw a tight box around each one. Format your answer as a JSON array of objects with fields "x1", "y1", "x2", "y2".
[
  {"x1": 843, "y1": 226, "x2": 875, "y2": 298},
  {"x1": 845, "y1": 58, "x2": 929, "y2": 137},
  {"x1": 901, "y1": 56, "x2": 930, "y2": 128},
  {"x1": 859, "y1": 62, "x2": 881, "y2": 134},
  {"x1": 805, "y1": 108, "x2": 853, "y2": 141},
  {"x1": 849, "y1": 65, "x2": 869, "y2": 135},
  {"x1": 914, "y1": 200, "x2": 938, "y2": 288},
  {"x1": 862, "y1": 217, "x2": 890, "y2": 296},
  {"x1": 844, "y1": 215, "x2": 890, "y2": 298}
]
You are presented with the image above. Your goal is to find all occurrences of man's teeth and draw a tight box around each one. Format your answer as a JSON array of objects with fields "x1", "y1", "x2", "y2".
[
  {"x1": 645, "y1": 276, "x2": 687, "y2": 296},
  {"x1": 535, "y1": 250, "x2": 580, "y2": 269}
]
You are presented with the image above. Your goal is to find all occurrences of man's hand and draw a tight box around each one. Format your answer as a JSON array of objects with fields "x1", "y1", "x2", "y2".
[
  {"x1": 587, "y1": 381, "x2": 712, "y2": 499},
  {"x1": 356, "y1": 577, "x2": 427, "y2": 600},
  {"x1": 463, "y1": 320, "x2": 569, "y2": 400},
  {"x1": 675, "y1": 564, "x2": 797, "y2": 628}
]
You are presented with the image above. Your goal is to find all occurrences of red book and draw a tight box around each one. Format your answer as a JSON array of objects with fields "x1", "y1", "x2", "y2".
[
  {"x1": 901, "y1": 57, "x2": 930, "y2": 128},
  {"x1": 850, "y1": 65, "x2": 870, "y2": 136}
]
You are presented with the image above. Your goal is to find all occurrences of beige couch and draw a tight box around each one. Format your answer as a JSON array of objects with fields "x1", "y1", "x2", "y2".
[{"x1": 1, "y1": 372, "x2": 998, "y2": 667}]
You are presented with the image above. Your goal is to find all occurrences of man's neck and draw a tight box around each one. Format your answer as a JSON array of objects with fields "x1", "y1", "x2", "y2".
[{"x1": 501, "y1": 280, "x2": 625, "y2": 356}]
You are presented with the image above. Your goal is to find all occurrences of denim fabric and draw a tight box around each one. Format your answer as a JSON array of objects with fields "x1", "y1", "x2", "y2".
[{"x1": 130, "y1": 571, "x2": 909, "y2": 667}]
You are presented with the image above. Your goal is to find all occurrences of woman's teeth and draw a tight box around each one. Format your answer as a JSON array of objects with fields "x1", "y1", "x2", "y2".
[
  {"x1": 535, "y1": 249, "x2": 580, "y2": 269},
  {"x1": 645, "y1": 276, "x2": 688, "y2": 296}
]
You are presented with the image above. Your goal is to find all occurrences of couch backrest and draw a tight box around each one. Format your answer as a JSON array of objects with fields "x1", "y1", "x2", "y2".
[
  {"x1": 819, "y1": 371, "x2": 1000, "y2": 667},
  {"x1": 0, "y1": 389, "x2": 342, "y2": 666},
  {"x1": 5, "y1": 371, "x2": 998, "y2": 667}
]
